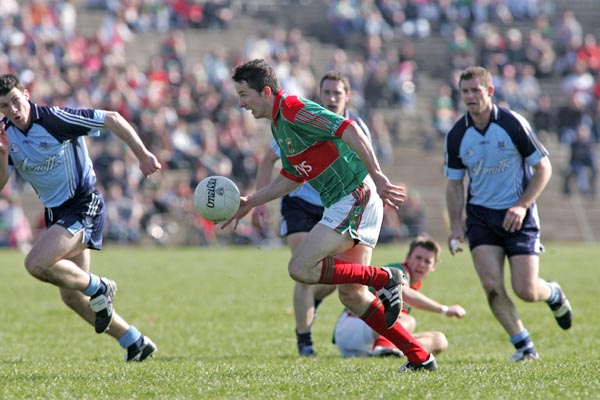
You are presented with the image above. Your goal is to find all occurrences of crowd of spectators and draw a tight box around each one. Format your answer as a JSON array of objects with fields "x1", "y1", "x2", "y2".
[{"x1": 0, "y1": 0, "x2": 598, "y2": 249}]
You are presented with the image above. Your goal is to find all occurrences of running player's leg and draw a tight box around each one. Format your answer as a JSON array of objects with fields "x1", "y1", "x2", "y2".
[
  {"x1": 24, "y1": 224, "x2": 92, "y2": 290},
  {"x1": 59, "y1": 248, "x2": 156, "y2": 361},
  {"x1": 335, "y1": 244, "x2": 431, "y2": 366}
]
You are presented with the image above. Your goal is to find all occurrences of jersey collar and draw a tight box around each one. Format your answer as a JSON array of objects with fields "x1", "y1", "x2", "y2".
[
  {"x1": 272, "y1": 89, "x2": 286, "y2": 125},
  {"x1": 465, "y1": 103, "x2": 499, "y2": 130}
]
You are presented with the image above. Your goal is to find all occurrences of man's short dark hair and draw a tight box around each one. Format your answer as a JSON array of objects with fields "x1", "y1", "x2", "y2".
[{"x1": 232, "y1": 59, "x2": 281, "y2": 94}]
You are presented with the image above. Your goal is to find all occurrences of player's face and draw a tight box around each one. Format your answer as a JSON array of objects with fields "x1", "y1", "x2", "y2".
[
  {"x1": 235, "y1": 81, "x2": 271, "y2": 120},
  {"x1": 405, "y1": 246, "x2": 436, "y2": 284},
  {"x1": 319, "y1": 79, "x2": 349, "y2": 116},
  {"x1": 0, "y1": 87, "x2": 31, "y2": 131},
  {"x1": 460, "y1": 77, "x2": 493, "y2": 116}
]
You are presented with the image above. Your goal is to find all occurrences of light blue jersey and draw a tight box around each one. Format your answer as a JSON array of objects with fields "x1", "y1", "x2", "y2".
[
  {"x1": 444, "y1": 104, "x2": 548, "y2": 210},
  {"x1": 271, "y1": 108, "x2": 371, "y2": 207},
  {"x1": 5, "y1": 102, "x2": 105, "y2": 207}
]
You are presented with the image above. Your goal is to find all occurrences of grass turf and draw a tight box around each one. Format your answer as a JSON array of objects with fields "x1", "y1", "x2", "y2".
[{"x1": 1, "y1": 243, "x2": 598, "y2": 399}]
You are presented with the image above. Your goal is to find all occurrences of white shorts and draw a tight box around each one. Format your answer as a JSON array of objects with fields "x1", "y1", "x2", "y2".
[
  {"x1": 319, "y1": 175, "x2": 383, "y2": 248},
  {"x1": 333, "y1": 311, "x2": 375, "y2": 357}
]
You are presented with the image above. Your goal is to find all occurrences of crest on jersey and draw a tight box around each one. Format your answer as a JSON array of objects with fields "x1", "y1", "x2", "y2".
[{"x1": 286, "y1": 138, "x2": 293, "y2": 153}]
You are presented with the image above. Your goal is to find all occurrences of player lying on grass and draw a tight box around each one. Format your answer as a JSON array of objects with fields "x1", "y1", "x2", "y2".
[{"x1": 334, "y1": 236, "x2": 466, "y2": 357}]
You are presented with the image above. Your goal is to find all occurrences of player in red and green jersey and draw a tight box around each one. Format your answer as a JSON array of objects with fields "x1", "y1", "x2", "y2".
[
  {"x1": 251, "y1": 72, "x2": 371, "y2": 357},
  {"x1": 227, "y1": 59, "x2": 436, "y2": 372}
]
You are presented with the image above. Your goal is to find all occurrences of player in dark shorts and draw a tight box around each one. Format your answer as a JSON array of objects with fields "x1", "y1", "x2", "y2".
[
  {"x1": 0, "y1": 73, "x2": 161, "y2": 361},
  {"x1": 445, "y1": 66, "x2": 572, "y2": 362}
]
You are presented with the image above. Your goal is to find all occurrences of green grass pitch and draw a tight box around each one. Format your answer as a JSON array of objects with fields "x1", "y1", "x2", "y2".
[{"x1": 1, "y1": 243, "x2": 598, "y2": 399}]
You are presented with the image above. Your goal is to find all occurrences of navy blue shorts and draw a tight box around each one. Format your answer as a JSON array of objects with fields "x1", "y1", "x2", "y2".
[
  {"x1": 279, "y1": 195, "x2": 324, "y2": 236},
  {"x1": 44, "y1": 188, "x2": 106, "y2": 250},
  {"x1": 466, "y1": 203, "x2": 543, "y2": 257}
]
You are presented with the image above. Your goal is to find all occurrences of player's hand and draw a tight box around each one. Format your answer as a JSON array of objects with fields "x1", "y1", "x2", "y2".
[
  {"x1": 448, "y1": 237, "x2": 463, "y2": 255},
  {"x1": 502, "y1": 205, "x2": 526, "y2": 232},
  {"x1": 0, "y1": 123, "x2": 9, "y2": 156},
  {"x1": 448, "y1": 226, "x2": 464, "y2": 255},
  {"x1": 373, "y1": 174, "x2": 406, "y2": 209},
  {"x1": 445, "y1": 305, "x2": 466, "y2": 318},
  {"x1": 139, "y1": 152, "x2": 162, "y2": 178},
  {"x1": 221, "y1": 195, "x2": 252, "y2": 231},
  {"x1": 251, "y1": 204, "x2": 268, "y2": 230}
]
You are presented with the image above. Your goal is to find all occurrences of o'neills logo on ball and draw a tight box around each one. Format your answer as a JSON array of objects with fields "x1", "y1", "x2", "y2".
[{"x1": 206, "y1": 178, "x2": 217, "y2": 208}]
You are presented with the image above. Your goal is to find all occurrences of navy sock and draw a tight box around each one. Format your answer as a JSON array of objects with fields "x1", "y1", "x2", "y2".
[
  {"x1": 91, "y1": 280, "x2": 107, "y2": 298},
  {"x1": 296, "y1": 331, "x2": 313, "y2": 346},
  {"x1": 118, "y1": 325, "x2": 142, "y2": 349},
  {"x1": 510, "y1": 329, "x2": 535, "y2": 353}
]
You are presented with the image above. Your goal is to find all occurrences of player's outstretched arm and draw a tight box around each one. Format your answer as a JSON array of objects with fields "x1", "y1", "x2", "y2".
[
  {"x1": 103, "y1": 111, "x2": 161, "y2": 177},
  {"x1": 222, "y1": 174, "x2": 301, "y2": 230},
  {"x1": 341, "y1": 122, "x2": 405, "y2": 209},
  {"x1": 403, "y1": 286, "x2": 466, "y2": 318}
]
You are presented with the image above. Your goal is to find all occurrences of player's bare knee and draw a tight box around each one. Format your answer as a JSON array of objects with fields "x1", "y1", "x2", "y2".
[
  {"x1": 514, "y1": 286, "x2": 537, "y2": 302},
  {"x1": 435, "y1": 333, "x2": 449, "y2": 354},
  {"x1": 23, "y1": 254, "x2": 50, "y2": 282},
  {"x1": 288, "y1": 262, "x2": 309, "y2": 284}
]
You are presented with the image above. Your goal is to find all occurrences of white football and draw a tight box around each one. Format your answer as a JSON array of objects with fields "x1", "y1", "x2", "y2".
[{"x1": 193, "y1": 176, "x2": 240, "y2": 223}]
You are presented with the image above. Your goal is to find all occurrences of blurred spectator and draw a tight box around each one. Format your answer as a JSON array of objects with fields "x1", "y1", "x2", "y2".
[
  {"x1": 432, "y1": 83, "x2": 457, "y2": 139},
  {"x1": 557, "y1": 91, "x2": 592, "y2": 143},
  {"x1": 202, "y1": 0, "x2": 234, "y2": 30},
  {"x1": 104, "y1": 182, "x2": 144, "y2": 243},
  {"x1": 524, "y1": 28, "x2": 556, "y2": 77},
  {"x1": 517, "y1": 63, "x2": 542, "y2": 114},
  {"x1": 553, "y1": 10, "x2": 583, "y2": 76},
  {"x1": 363, "y1": 60, "x2": 394, "y2": 108},
  {"x1": 0, "y1": 193, "x2": 33, "y2": 252},
  {"x1": 479, "y1": 24, "x2": 507, "y2": 71},
  {"x1": 495, "y1": 63, "x2": 527, "y2": 113},
  {"x1": 379, "y1": 185, "x2": 426, "y2": 243},
  {"x1": 592, "y1": 101, "x2": 600, "y2": 142},
  {"x1": 577, "y1": 33, "x2": 600, "y2": 75},
  {"x1": 562, "y1": 59, "x2": 596, "y2": 108},
  {"x1": 562, "y1": 123, "x2": 597, "y2": 197},
  {"x1": 504, "y1": 28, "x2": 527, "y2": 66},
  {"x1": 368, "y1": 110, "x2": 393, "y2": 165},
  {"x1": 447, "y1": 24, "x2": 476, "y2": 70},
  {"x1": 388, "y1": 43, "x2": 418, "y2": 110},
  {"x1": 533, "y1": 95, "x2": 556, "y2": 142},
  {"x1": 327, "y1": 0, "x2": 363, "y2": 48}
]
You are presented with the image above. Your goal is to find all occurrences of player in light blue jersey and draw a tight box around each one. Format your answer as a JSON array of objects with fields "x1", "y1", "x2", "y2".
[
  {"x1": 0, "y1": 74, "x2": 161, "y2": 361},
  {"x1": 252, "y1": 72, "x2": 371, "y2": 356},
  {"x1": 444, "y1": 66, "x2": 573, "y2": 362}
]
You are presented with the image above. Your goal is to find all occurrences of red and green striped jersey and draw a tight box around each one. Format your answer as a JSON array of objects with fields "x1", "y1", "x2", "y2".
[{"x1": 271, "y1": 90, "x2": 368, "y2": 207}]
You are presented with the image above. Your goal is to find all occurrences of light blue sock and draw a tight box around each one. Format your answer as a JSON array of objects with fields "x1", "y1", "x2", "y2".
[
  {"x1": 118, "y1": 326, "x2": 142, "y2": 349},
  {"x1": 510, "y1": 329, "x2": 533, "y2": 351},
  {"x1": 546, "y1": 284, "x2": 559, "y2": 305},
  {"x1": 82, "y1": 273, "x2": 101, "y2": 296}
]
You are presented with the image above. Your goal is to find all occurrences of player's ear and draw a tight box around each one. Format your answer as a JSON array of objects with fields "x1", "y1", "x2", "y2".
[
  {"x1": 487, "y1": 84, "x2": 495, "y2": 97},
  {"x1": 262, "y1": 86, "x2": 272, "y2": 97}
]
